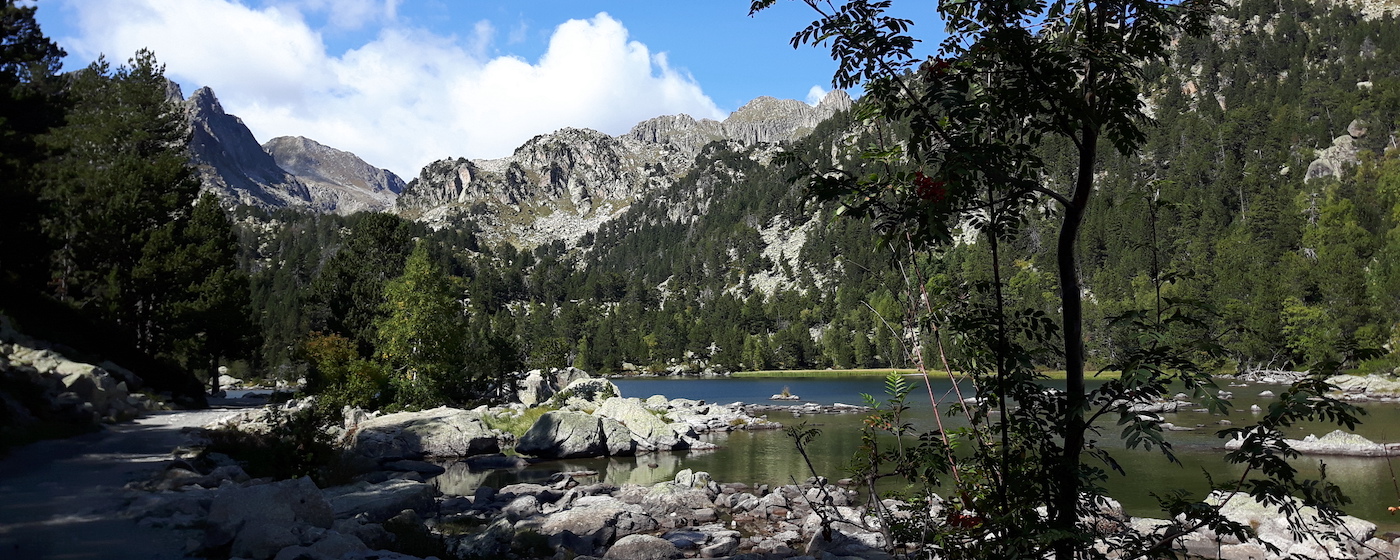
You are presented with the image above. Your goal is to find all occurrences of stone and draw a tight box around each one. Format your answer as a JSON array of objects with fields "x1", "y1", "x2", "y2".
[
  {"x1": 597, "y1": 397, "x2": 680, "y2": 450},
  {"x1": 350, "y1": 406, "x2": 500, "y2": 459},
  {"x1": 603, "y1": 534, "x2": 682, "y2": 560},
  {"x1": 322, "y1": 479, "x2": 438, "y2": 522},
  {"x1": 601, "y1": 416, "x2": 636, "y2": 456},
  {"x1": 331, "y1": 517, "x2": 393, "y2": 550},
  {"x1": 503, "y1": 495, "x2": 541, "y2": 521},
  {"x1": 450, "y1": 518, "x2": 515, "y2": 559},
  {"x1": 271, "y1": 531, "x2": 369, "y2": 560},
  {"x1": 553, "y1": 377, "x2": 621, "y2": 407},
  {"x1": 517, "y1": 410, "x2": 606, "y2": 459},
  {"x1": 204, "y1": 477, "x2": 332, "y2": 554},
  {"x1": 700, "y1": 536, "x2": 740, "y2": 558}
]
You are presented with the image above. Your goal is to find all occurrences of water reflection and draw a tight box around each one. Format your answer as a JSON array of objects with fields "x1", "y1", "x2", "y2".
[{"x1": 431, "y1": 377, "x2": 1400, "y2": 532}]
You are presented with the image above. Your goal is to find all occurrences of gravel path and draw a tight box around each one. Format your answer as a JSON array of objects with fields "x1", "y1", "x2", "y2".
[{"x1": 0, "y1": 405, "x2": 250, "y2": 559}]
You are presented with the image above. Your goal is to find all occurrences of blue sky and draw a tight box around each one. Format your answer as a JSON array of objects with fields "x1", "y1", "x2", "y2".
[{"x1": 32, "y1": 0, "x2": 939, "y2": 178}]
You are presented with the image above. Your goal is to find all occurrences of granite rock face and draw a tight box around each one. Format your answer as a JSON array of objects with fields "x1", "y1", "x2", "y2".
[
  {"x1": 184, "y1": 87, "x2": 313, "y2": 209},
  {"x1": 264, "y1": 136, "x2": 405, "y2": 214},
  {"x1": 399, "y1": 90, "x2": 853, "y2": 247}
]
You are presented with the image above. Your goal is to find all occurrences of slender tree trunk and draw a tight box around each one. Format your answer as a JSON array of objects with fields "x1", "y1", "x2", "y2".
[{"x1": 1053, "y1": 122, "x2": 1098, "y2": 560}]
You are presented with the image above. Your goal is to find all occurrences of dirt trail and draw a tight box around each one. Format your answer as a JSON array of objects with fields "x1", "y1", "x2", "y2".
[{"x1": 0, "y1": 405, "x2": 247, "y2": 559}]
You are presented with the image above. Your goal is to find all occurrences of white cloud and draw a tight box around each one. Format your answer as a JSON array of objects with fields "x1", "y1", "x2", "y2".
[
  {"x1": 55, "y1": 0, "x2": 725, "y2": 179},
  {"x1": 805, "y1": 85, "x2": 828, "y2": 106}
]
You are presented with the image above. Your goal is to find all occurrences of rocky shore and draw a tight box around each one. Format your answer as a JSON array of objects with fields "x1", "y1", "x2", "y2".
[{"x1": 123, "y1": 450, "x2": 1397, "y2": 560}]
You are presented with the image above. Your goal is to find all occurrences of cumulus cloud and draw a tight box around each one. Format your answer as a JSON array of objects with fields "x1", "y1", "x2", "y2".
[
  {"x1": 805, "y1": 85, "x2": 828, "y2": 106},
  {"x1": 54, "y1": 0, "x2": 725, "y2": 179}
]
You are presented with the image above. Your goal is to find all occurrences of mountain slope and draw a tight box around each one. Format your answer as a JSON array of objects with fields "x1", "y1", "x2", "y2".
[
  {"x1": 184, "y1": 87, "x2": 312, "y2": 209},
  {"x1": 264, "y1": 135, "x2": 405, "y2": 214},
  {"x1": 397, "y1": 90, "x2": 854, "y2": 247}
]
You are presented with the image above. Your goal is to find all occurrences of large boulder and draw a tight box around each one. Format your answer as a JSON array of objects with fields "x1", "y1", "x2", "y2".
[
  {"x1": 1204, "y1": 490, "x2": 1375, "y2": 558},
  {"x1": 204, "y1": 477, "x2": 333, "y2": 559},
  {"x1": 536, "y1": 496, "x2": 655, "y2": 554},
  {"x1": 551, "y1": 377, "x2": 621, "y2": 408},
  {"x1": 517, "y1": 367, "x2": 593, "y2": 406},
  {"x1": 322, "y1": 479, "x2": 439, "y2": 523},
  {"x1": 517, "y1": 411, "x2": 606, "y2": 459},
  {"x1": 604, "y1": 534, "x2": 682, "y2": 560},
  {"x1": 597, "y1": 397, "x2": 679, "y2": 450},
  {"x1": 350, "y1": 406, "x2": 499, "y2": 459}
]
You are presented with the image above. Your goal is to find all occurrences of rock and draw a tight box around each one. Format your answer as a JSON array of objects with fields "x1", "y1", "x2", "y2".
[
  {"x1": 1258, "y1": 390, "x2": 1275, "y2": 398},
  {"x1": 451, "y1": 517, "x2": 515, "y2": 559},
  {"x1": 503, "y1": 495, "x2": 541, "y2": 521},
  {"x1": 1225, "y1": 429, "x2": 1400, "y2": 457},
  {"x1": 1306, "y1": 134, "x2": 1362, "y2": 183},
  {"x1": 552, "y1": 377, "x2": 621, "y2": 407},
  {"x1": 538, "y1": 496, "x2": 648, "y2": 553},
  {"x1": 516, "y1": 367, "x2": 594, "y2": 406},
  {"x1": 517, "y1": 410, "x2": 606, "y2": 459},
  {"x1": 700, "y1": 536, "x2": 740, "y2": 557},
  {"x1": 204, "y1": 477, "x2": 332, "y2": 557},
  {"x1": 323, "y1": 479, "x2": 438, "y2": 522},
  {"x1": 271, "y1": 530, "x2": 369, "y2": 560},
  {"x1": 350, "y1": 406, "x2": 500, "y2": 459},
  {"x1": 604, "y1": 534, "x2": 681, "y2": 560},
  {"x1": 1347, "y1": 119, "x2": 1368, "y2": 138},
  {"x1": 1204, "y1": 490, "x2": 1375, "y2": 557},
  {"x1": 229, "y1": 520, "x2": 302, "y2": 560},
  {"x1": 600, "y1": 416, "x2": 636, "y2": 456},
  {"x1": 332, "y1": 517, "x2": 393, "y2": 550},
  {"x1": 596, "y1": 397, "x2": 679, "y2": 450}
]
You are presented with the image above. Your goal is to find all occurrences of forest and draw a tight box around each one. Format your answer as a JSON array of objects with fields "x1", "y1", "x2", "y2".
[{"x1": 2, "y1": 0, "x2": 1398, "y2": 410}]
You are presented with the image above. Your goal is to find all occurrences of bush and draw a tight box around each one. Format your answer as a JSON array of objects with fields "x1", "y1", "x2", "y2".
[{"x1": 202, "y1": 402, "x2": 352, "y2": 486}]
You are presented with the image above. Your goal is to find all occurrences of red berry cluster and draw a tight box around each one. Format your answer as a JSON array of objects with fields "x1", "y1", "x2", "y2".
[{"x1": 914, "y1": 171, "x2": 947, "y2": 202}]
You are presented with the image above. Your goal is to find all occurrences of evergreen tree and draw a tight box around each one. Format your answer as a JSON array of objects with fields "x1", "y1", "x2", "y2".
[{"x1": 0, "y1": 1, "x2": 65, "y2": 290}]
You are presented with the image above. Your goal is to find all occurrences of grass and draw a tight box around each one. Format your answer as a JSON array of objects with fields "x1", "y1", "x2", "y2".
[
  {"x1": 732, "y1": 368, "x2": 1124, "y2": 380},
  {"x1": 481, "y1": 405, "x2": 555, "y2": 436}
]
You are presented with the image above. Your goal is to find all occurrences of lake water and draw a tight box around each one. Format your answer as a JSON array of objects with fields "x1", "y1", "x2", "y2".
[{"x1": 434, "y1": 376, "x2": 1400, "y2": 531}]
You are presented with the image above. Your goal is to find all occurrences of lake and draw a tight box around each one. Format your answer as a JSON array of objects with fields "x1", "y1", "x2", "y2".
[{"x1": 434, "y1": 376, "x2": 1400, "y2": 531}]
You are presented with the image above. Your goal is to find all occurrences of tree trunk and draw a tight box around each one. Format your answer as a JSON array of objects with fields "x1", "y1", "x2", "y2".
[{"x1": 1053, "y1": 123, "x2": 1098, "y2": 560}]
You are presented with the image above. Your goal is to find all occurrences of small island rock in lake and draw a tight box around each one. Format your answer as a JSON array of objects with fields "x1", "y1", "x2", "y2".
[{"x1": 1224, "y1": 429, "x2": 1400, "y2": 457}]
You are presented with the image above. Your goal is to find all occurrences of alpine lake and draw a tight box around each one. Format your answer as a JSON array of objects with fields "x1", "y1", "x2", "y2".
[{"x1": 430, "y1": 376, "x2": 1400, "y2": 533}]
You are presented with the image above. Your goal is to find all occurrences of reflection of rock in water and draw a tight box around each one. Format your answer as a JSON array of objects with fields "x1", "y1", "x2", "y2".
[
  {"x1": 433, "y1": 461, "x2": 493, "y2": 496},
  {"x1": 432, "y1": 447, "x2": 726, "y2": 495}
]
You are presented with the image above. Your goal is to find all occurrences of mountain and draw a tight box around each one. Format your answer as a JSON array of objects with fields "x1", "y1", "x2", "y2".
[
  {"x1": 397, "y1": 89, "x2": 854, "y2": 246},
  {"x1": 184, "y1": 86, "x2": 312, "y2": 209},
  {"x1": 264, "y1": 136, "x2": 405, "y2": 214},
  {"x1": 182, "y1": 86, "x2": 403, "y2": 215}
]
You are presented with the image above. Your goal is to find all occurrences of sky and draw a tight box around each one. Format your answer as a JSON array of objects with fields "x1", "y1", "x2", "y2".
[{"x1": 31, "y1": 0, "x2": 939, "y2": 179}]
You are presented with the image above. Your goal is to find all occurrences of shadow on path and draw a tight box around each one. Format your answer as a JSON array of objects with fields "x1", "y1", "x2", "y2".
[{"x1": 0, "y1": 403, "x2": 256, "y2": 559}]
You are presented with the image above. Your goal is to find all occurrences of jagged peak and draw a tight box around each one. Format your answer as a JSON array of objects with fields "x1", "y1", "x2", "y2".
[
  {"x1": 818, "y1": 89, "x2": 853, "y2": 112},
  {"x1": 186, "y1": 86, "x2": 225, "y2": 116}
]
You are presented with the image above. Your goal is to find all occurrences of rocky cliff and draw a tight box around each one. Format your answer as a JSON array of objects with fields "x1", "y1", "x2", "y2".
[
  {"x1": 624, "y1": 89, "x2": 853, "y2": 161},
  {"x1": 401, "y1": 90, "x2": 853, "y2": 246},
  {"x1": 264, "y1": 136, "x2": 405, "y2": 214},
  {"x1": 184, "y1": 87, "x2": 313, "y2": 209},
  {"x1": 398, "y1": 127, "x2": 693, "y2": 246}
]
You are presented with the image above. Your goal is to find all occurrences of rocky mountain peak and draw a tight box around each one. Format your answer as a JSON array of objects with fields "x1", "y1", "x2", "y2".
[
  {"x1": 263, "y1": 135, "x2": 405, "y2": 215},
  {"x1": 184, "y1": 87, "x2": 312, "y2": 209}
]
